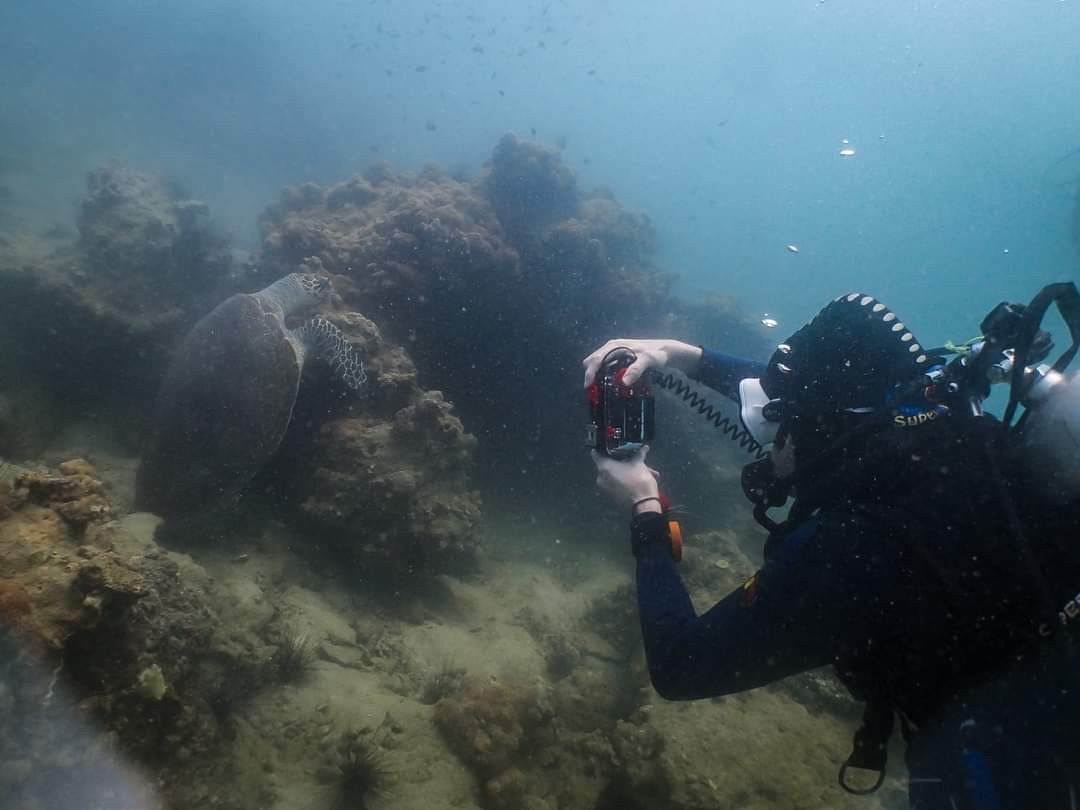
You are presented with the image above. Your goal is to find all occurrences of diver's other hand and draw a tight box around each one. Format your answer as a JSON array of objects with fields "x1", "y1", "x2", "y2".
[
  {"x1": 582, "y1": 339, "x2": 703, "y2": 388},
  {"x1": 592, "y1": 446, "x2": 661, "y2": 512}
]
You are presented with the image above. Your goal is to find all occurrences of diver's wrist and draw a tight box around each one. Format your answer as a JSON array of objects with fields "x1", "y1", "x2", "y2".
[
  {"x1": 632, "y1": 496, "x2": 663, "y2": 516},
  {"x1": 674, "y1": 342, "x2": 704, "y2": 376}
]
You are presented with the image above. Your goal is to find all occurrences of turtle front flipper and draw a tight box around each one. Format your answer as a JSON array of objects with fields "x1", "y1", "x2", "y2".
[{"x1": 293, "y1": 317, "x2": 368, "y2": 392}]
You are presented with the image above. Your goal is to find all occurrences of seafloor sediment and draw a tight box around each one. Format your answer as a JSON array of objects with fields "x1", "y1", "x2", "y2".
[{"x1": 0, "y1": 137, "x2": 906, "y2": 809}]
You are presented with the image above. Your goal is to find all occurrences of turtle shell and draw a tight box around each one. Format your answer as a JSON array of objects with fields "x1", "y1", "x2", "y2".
[{"x1": 136, "y1": 292, "x2": 302, "y2": 519}]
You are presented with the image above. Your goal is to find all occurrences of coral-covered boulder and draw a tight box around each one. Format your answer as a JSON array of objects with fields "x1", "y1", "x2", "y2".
[
  {"x1": 256, "y1": 310, "x2": 483, "y2": 579},
  {"x1": 258, "y1": 165, "x2": 520, "y2": 331},
  {"x1": 486, "y1": 132, "x2": 580, "y2": 233},
  {"x1": 0, "y1": 461, "x2": 262, "y2": 781},
  {"x1": 0, "y1": 167, "x2": 243, "y2": 451},
  {"x1": 78, "y1": 165, "x2": 228, "y2": 298},
  {"x1": 296, "y1": 390, "x2": 482, "y2": 578}
]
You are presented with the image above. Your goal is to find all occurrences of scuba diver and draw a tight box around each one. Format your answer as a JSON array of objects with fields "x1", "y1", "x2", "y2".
[{"x1": 584, "y1": 286, "x2": 1080, "y2": 809}]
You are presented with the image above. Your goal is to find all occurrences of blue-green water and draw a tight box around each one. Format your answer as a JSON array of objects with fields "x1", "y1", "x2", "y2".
[{"x1": 4, "y1": 1, "x2": 1078, "y2": 337}]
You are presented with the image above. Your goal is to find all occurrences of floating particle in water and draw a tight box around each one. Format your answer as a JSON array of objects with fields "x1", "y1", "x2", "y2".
[
  {"x1": 786, "y1": 244, "x2": 799, "y2": 253},
  {"x1": 761, "y1": 316, "x2": 779, "y2": 328},
  {"x1": 839, "y1": 148, "x2": 856, "y2": 157},
  {"x1": 1003, "y1": 248, "x2": 1010, "y2": 254},
  {"x1": 841, "y1": 138, "x2": 850, "y2": 144}
]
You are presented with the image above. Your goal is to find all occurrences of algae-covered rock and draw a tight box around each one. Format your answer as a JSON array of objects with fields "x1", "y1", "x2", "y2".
[
  {"x1": 0, "y1": 166, "x2": 243, "y2": 451},
  {"x1": 0, "y1": 461, "x2": 268, "y2": 807},
  {"x1": 237, "y1": 307, "x2": 486, "y2": 580},
  {"x1": 135, "y1": 664, "x2": 167, "y2": 701},
  {"x1": 486, "y1": 132, "x2": 580, "y2": 233},
  {"x1": 296, "y1": 391, "x2": 482, "y2": 578}
]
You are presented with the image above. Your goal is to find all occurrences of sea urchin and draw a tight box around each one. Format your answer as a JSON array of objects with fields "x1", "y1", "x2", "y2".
[
  {"x1": 332, "y1": 728, "x2": 392, "y2": 810},
  {"x1": 273, "y1": 630, "x2": 315, "y2": 684}
]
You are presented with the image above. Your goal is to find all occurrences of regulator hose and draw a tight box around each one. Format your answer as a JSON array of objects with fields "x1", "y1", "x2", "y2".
[{"x1": 649, "y1": 371, "x2": 769, "y2": 461}]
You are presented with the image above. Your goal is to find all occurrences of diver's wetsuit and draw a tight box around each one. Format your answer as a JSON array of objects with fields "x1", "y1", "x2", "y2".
[{"x1": 632, "y1": 349, "x2": 1080, "y2": 809}]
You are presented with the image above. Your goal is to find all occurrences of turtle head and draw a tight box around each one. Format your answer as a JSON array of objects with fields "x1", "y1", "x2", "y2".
[
  {"x1": 262, "y1": 272, "x2": 332, "y2": 316},
  {"x1": 295, "y1": 273, "x2": 331, "y2": 300}
]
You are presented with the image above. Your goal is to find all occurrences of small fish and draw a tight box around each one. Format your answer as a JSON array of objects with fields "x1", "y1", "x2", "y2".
[
  {"x1": 839, "y1": 148, "x2": 856, "y2": 157},
  {"x1": 472, "y1": 45, "x2": 485, "y2": 53},
  {"x1": 761, "y1": 316, "x2": 779, "y2": 329},
  {"x1": 587, "y1": 68, "x2": 596, "y2": 75},
  {"x1": 538, "y1": 40, "x2": 546, "y2": 48},
  {"x1": 530, "y1": 127, "x2": 536, "y2": 136},
  {"x1": 425, "y1": 121, "x2": 437, "y2": 132},
  {"x1": 786, "y1": 244, "x2": 799, "y2": 253},
  {"x1": 415, "y1": 65, "x2": 429, "y2": 72},
  {"x1": 498, "y1": 89, "x2": 505, "y2": 96}
]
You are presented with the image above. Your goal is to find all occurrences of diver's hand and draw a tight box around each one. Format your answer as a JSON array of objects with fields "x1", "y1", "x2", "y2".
[
  {"x1": 592, "y1": 446, "x2": 661, "y2": 513},
  {"x1": 582, "y1": 339, "x2": 703, "y2": 388}
]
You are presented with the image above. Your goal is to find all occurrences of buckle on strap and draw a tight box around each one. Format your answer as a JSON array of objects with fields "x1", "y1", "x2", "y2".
[{"x1": 839, "y1": 701, "x2": 894, "y2": 795}]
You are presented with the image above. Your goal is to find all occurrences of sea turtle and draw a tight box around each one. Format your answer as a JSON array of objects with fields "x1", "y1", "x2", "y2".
[{"x1": 135, "y1": 272, "x2": 367, "y2": 520}]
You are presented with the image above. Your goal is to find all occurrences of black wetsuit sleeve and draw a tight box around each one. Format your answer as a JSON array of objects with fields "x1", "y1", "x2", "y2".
[
  {"x1": 633, "y1": 512, "x2": 852, "y2": 699},
  {"x1": 689, "y1": 349, "x2": 767, "y2": 403}
]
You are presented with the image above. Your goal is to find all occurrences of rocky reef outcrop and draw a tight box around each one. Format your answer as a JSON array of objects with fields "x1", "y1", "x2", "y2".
[
  {"x1": 0, "y1": 167, "x2": 243, "y2": 452},
  {"x1": 77, "y1": 165, "x2": 234, "y2": 308},
  {"x1": 275, "y1": 310, "x2": 483, "y2": 579},
  {"x1": 0, "y1": 135, "x2": 770, "y2": 535},
  {"x1": 257, "y1": 134, "x2": 767, "y2": 523},
  {"x1": 0, "y1": 461, "x2": 278, "y2": 808}
]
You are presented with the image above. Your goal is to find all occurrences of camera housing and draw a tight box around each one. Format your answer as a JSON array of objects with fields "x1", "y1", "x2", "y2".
[{"x1": 586, "y1": 349, "x2": 655, "y2": 459}]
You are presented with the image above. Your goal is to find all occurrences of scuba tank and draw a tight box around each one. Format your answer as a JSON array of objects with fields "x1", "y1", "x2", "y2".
[
  {"x1": 1003, "y1": 282, "x2": 1080, "y2": 504},
  {"x1": 1013, "y1": 365, "x2": 1080, "y2": 504}
]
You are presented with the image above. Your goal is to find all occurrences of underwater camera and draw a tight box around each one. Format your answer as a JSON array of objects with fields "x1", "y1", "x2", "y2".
[{"x1": 586, "y1": 348, "x2": 655, "y2": 459}]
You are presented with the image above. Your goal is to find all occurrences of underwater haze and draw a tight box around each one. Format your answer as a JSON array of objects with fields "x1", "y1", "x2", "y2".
[
  {"x1": 4, "y1": 0, "x2": 1079, "y2": 337},
  {"x1": 3, "y1": 1, "x2": 1080, "y2": 809}
]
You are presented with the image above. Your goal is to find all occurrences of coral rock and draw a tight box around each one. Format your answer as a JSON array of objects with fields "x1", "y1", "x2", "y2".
[
  {"x1": 297, "y1": 399, "x2": 482, "y2": 577},
  {"x1": 15, "y1": 458, "x2": 113, "y2": 532},
  {"x1": 486, "y1": 133, "x2": 580, "y2": 232}
]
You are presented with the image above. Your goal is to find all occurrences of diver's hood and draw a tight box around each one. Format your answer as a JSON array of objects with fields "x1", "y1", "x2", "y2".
[{"x1": 740, "y1": 292, "x2": 938, "y2": 453}]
